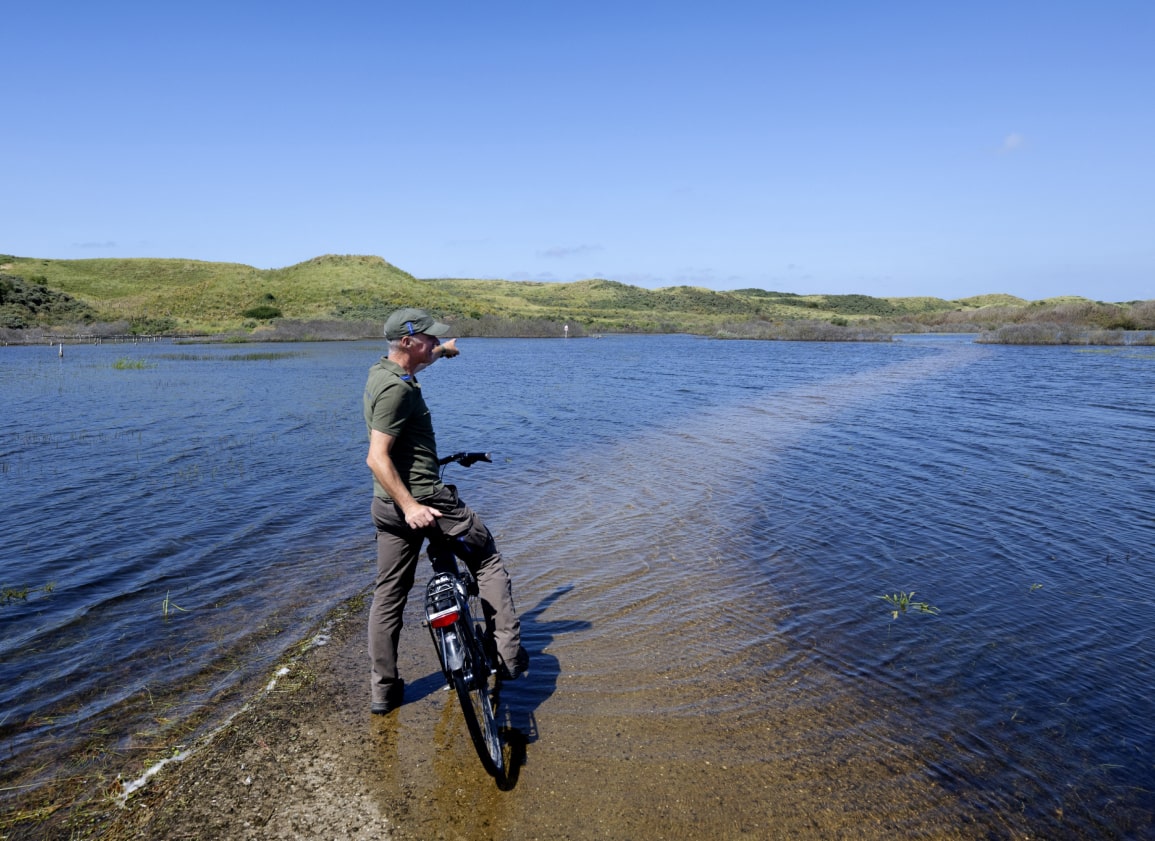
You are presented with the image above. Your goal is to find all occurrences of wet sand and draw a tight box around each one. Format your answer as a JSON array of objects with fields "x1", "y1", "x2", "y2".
[{"x1": 88, "y1": 587, "x2": 1003, "y2": 841}]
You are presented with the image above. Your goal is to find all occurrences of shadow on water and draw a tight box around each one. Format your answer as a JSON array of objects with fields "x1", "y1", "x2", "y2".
[
  {"x1": 359, "y1": 582, "x2": 594, "y2": 840},
  {"x1": 491, "y1": 585, "x2": 590, "y2": 789},
  {"x1": 393, "y1": 585, "x2": 589, "y2": 792}
]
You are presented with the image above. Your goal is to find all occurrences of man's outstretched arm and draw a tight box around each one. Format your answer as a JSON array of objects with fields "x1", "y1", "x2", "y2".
[{"x1": 414, "y1": 338, "x2": 459, "y2": 373}]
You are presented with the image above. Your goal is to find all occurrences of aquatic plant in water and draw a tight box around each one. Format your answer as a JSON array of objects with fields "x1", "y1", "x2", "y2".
[
  {"x1": 880, "y1": 590, "x2": 940, "y2": 620},
  {"x1": 161, "y1": 591, "x2": 188, "y2": 618},
  {"x1": 2, "y1": 582, "x2": 57, "y2": 606}
]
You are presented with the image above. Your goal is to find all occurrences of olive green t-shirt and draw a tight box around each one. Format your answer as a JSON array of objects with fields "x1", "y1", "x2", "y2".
[{"x1": 363, "y1": 358, "x2": 442, "y2": 500}]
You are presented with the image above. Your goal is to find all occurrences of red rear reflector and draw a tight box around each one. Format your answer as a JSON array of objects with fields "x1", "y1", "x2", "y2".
[{"x1": 429, "y1": 610, "x2": 460, "y2": 629}]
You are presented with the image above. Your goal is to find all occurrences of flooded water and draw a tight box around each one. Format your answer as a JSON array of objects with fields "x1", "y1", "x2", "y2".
[{"x1": 2, "y1": 335, "x2": 1153, "y2": 837}]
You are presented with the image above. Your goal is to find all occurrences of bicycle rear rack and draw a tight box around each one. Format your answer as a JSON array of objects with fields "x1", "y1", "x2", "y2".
[{"x1": 425, "y1": 573, "x2": 461, "y2": 628}]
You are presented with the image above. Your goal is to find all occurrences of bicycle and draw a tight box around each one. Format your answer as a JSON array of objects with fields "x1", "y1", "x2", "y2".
[{"x1": 421, "y1": 451, "x2": 506, "y2": 779}]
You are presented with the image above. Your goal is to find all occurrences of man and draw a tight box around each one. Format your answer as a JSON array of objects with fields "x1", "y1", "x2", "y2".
[{"x1": 364, "y1": 307, "x2": 529, "y2": 715}]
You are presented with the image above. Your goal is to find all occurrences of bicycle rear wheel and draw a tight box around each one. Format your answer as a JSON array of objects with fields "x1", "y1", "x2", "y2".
[{"x1": 451, "y1": 666, "x2": 504, "y2": 778}]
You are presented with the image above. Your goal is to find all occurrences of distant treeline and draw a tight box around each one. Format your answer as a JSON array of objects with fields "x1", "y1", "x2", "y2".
[
  {"x1": 898, "y1": 299, "x2": 1155, "y2": 332},
  {"x1": 880, "y1": 299, "x2": 1155, "y2": 345},
  {"x1": 246, "y1": 315, "x2": 584, "y2": 341},
  {"x1": 6, "y1": 305, "x2": 1154, "y2": 347},
  {"x1": 976, "y1": 324, "x2": 1155, "y2": 346},
  {"x1": 0, "y1": 315, "x2": 585, "y2": 345}
]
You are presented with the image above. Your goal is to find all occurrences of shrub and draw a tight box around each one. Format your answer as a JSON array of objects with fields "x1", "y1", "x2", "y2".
[
  {"x1": 0, "y1": 305, "x2": 28, "y2": 328},
  {"x1": 0, "y1": 273, "x2": 97, "y2": 324},
  {"x1": 129, "y1": 316, "x2": 176, "y2": 335},
  {"x1": 979, "y1": 323, "x2": 1080, "y2": 344},
  {"x1": 1084, "y1": 330, "x2": 1127, "y2": 345},
  {"x1": 818, "y1": 294, "x2": 902, "y2": 316},
  {"x1": 1128, "y1": 301, "x2": 1155, "y2": 330},
  {"x1": 241, "y1": 305, "x2": 282, "y2": 320}
]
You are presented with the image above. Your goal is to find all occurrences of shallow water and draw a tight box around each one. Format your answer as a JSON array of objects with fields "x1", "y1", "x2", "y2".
[{"x1": 2, "y1": 335, "x2": 1153, "y2": 836}]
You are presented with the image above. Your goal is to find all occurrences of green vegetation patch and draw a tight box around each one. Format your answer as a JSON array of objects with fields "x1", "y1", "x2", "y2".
[
  {"x1": 241, "y1": 305, "x2": 282, "y2": 320},
  {"x1": 2, "y1": 582, "x2": 56, "y2": 606},
  {"x1": 0, "y1": 273, "x2": 98, "y2": 327},
  {"x1": 954, "y1": 293, "x2": 1029, "y2": 308},
  {"x1": 814, "y1": 294, "x2": 903, "y2": 316}
]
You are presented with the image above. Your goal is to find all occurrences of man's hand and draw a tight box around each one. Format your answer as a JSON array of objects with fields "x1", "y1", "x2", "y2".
[
  {"x1": 403, "y1": 503, "x2": 443, "y2": 530},
  {"x1": 437, "y1": 339, "x2": 460, "y2": 359}
]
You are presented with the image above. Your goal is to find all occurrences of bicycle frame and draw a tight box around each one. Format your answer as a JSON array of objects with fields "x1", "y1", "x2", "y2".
[
  {"x1": 424, "y1": 449, "x2": 495, "y2": 682},
  {"x1": 419, "y1": 450, "x2": 505, "y2": 779}
]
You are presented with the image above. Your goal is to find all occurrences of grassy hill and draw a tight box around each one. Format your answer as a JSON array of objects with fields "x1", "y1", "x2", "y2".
[
  {"x1": 1, "y1": 253, "x2": 1151, "y2": 340},
  {"x1": 0, "y1": 254, "x2": 452, "y2": 332}
]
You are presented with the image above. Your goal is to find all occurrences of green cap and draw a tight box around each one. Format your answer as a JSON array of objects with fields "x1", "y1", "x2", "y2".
[{"x1": 383, "y1": 307, "x2": 451, "y2": 340}]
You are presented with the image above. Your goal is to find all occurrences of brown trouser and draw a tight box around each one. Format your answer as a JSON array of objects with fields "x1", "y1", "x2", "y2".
[{"x1": 368, "y1": 486, "x2": 521, "y2": 704}]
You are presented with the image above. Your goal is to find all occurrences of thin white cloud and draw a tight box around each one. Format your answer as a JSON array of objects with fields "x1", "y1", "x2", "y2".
[
  {"x1": 74, "y1": 240, "x2": 118, "y2": 249},
  {"x1": 537, "y1": 244, "x2": 602, "y2": 259},
  {"x1": 1000, "y1": 132, "x2": 1026, "y2": 153},
  {"x1": 508, "y1": 270, "x2": 561, "y2": 282}
]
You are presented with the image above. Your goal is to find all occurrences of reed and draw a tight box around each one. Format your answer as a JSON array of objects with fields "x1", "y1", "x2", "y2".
[{"x1": 161, "y1": 591, "x2": 188, "y2": 618}]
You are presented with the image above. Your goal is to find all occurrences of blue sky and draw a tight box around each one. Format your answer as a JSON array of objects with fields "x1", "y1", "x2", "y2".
[{"x1": 5, "y1": 1, "x2": 1153, "y2": 301}]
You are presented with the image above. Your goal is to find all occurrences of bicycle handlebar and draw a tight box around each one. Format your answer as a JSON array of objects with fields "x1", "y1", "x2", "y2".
[{"x1": 438, "y1": 451, "x2": 492, "y2": 467}]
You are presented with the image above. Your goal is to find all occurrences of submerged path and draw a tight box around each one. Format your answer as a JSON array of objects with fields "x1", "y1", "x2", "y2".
[
  {"x1": 101, "y1": 589, "x2": 993, "y2": 841},
  {"x1": 99, "y1": 343, "x2": 1010, "y2": 839}
]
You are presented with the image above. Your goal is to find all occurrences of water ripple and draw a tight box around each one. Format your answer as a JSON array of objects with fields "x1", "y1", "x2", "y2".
[{"x1": 3, "y1": 336, "x2": 1154, "y2": 835}]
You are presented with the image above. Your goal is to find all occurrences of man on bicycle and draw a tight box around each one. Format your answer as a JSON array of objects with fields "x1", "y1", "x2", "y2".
[{"x1": 363, "y1": 307, "x2": 529, "y2": 715}]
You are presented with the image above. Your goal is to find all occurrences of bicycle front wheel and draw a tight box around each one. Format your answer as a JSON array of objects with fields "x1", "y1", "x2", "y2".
[{"x1": 451, "y1": 667, "x2": 504, "y2": 778}]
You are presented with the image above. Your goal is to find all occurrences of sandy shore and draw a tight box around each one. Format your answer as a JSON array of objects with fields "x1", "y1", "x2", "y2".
[
  {"x1": 95, "y1": 595, "x2": 397, "y2": 841},
  {"x1": 8, "y1": 581, "x2": 995, "y2": 841}
]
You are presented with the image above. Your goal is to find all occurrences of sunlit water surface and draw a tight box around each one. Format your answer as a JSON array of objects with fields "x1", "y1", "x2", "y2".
[{"x1": 2, "y1": 335, "x2": 1153, "y2": 836}]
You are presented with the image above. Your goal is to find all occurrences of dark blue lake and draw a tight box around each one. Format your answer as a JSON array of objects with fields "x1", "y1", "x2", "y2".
[{"x1": 2, "y1": 335, "x2": 1153, "y2": 836}]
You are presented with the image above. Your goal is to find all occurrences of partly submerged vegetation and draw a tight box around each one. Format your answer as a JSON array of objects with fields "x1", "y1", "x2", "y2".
[
  {"x1": 2, "y1": 581, "x2": 56, "y2": 606},
  {"x1": 880, "y1": 591, "x2": 941, "y2": 620},
  {"x1": 1, "y1": 253, "x2": 1152, "y2": 344},
  {"x1": 111, "y1": 356, "x2": 153, "y2": 369}
]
